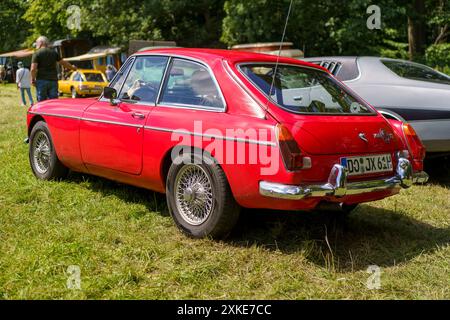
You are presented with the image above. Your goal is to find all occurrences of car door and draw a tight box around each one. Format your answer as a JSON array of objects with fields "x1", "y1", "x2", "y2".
[
  {"x1": 59, "y1": 72, "x2": 73, "y2": 94},
  {"x1": 80, "y1": 55, "x2": 169, "y2": 175}
]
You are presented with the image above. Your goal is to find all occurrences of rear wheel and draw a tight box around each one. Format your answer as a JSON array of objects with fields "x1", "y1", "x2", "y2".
[
  {"x1": 29, "y1": 121, "x2": 69, "y2": 180},
  {"x1": 166, "y1": 152, "x2": 240, "y2": 239}
]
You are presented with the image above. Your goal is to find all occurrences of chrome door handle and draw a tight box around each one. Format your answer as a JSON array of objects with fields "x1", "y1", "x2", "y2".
[{"x1": 132, "y1": 112, "x2": 145, "y2": 120}]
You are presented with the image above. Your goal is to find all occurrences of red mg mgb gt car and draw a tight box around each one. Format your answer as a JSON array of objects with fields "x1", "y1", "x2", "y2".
[{"x1": 26, "y1": 48, "x2": 428, "y2": 239}]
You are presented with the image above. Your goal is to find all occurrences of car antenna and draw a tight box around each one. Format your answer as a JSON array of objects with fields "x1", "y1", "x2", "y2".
[{"x1": 265, "y1": 0, "x2": 294, "y2": 112}]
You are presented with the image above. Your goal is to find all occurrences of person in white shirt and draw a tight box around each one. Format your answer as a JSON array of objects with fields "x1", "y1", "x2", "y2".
[{"x1": 16, "y1": 62, "x2": 34, "y2": 107}]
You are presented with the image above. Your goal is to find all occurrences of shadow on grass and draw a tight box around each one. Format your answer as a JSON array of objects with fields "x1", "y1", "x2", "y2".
[
  {"x1": 66, "y1": 172, "x2": 448, "y2": 272},
  {"x1": 66, "y1": 172, "x2": 169, "y2": 216},
  {"x1": 425, "y1": 156, "x2": 450, "y2": 188},
  {"x1": 229, "y1": 206, "x2": 450, "y2": 272}
]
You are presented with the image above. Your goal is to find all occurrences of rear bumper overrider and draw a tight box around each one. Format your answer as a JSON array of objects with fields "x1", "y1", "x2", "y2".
[{"x1": 260, "y1": 158, "x2": 429, "y2": 200}]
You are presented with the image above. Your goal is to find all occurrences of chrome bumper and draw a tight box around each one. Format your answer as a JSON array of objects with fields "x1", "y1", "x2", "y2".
[{"x1": 260, "y1": 158, "x2": 429, "y2": 200}]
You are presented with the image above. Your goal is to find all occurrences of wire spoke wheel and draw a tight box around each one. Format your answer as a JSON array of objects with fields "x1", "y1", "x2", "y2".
[
  {"x1": 174, "y1": 164, "x2": 214, "y2": 226},
  {"x1": 32, "y1": 131, "x2": 51, "y2": 174}
]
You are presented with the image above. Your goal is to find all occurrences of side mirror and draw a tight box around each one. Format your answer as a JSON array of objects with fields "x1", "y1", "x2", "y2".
[{"x1": 103, "y1": 86, "x2": 118, "y2": 106}]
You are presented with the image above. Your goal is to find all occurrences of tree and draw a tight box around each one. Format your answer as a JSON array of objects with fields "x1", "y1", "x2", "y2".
[
  {"x1": 0, "y1": 0, "x2": 30, "y2": 52},
  {"x1": 221, "y1": 0, "x2": 410, "y2": 57},
  {"x1": 23, "y1": 0, "x2": 75, "y2": 45},
  {"x1": 21, "y1": 0, "x2": 225, "y2": 49},
  {"x1": 407, "y1": 0, "x2": 427, "y2": 61},
  {"x1": 6, "y1": 0, "x2": 448, "y2": 69},
  {"x1": 156, "y1": 0, "x2": 226, "y2": 47},
  {"x1": 429, "y1": 0, "x2": 449, "y2": 45}
]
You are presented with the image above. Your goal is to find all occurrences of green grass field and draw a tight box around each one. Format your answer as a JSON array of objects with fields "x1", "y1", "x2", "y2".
[{"x1": 0, "y1": 83, "x2": 449, "y2": 299}]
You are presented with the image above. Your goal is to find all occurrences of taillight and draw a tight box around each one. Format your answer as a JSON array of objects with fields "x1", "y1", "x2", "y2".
[
  {"x1": 403, "y1": 123, "x2": 426, "y2": 171},
  {"x1": 276, "y1": 124, "x2": 303, "y2": 171}
]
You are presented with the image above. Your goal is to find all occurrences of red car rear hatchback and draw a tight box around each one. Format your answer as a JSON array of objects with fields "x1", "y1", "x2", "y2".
[{"x1": 26, "y1": 48, "x2": 428, "y2": 238}]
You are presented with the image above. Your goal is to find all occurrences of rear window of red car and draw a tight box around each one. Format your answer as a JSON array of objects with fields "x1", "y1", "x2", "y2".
[{"x1": 239, "y1": 63, "x2": 375, "y2": 115}]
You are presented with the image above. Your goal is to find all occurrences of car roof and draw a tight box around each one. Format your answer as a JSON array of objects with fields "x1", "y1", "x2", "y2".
[
  {"x1": 76, "y1": 69, "x2": 104, "y2": 74},
  {"x1": 135, "y1": 48, "x2": 325, "y2": 71}
]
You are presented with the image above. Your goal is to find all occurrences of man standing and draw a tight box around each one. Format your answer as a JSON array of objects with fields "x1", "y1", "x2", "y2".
[
  {"x1": 16, "y1": 62, "x2": 34, "y2": 107},
  {"x1": 30, "y1": 36, "x2": 77, "y2": 102}
]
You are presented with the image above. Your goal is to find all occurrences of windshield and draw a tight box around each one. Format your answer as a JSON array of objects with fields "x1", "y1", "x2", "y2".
[
  {"x1": 84, "y1": 73, "x2": 105, "y2": 82},
  {"x1": 239, "y1": 64, "x2": 374, "y2": 115},
  {"x1": 382, "y1": 60, "x2": 450, "y2": 85}
]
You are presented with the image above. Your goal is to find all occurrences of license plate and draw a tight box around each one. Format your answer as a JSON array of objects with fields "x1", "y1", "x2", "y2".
[{"x1": 341, "y1": 154, "x2": 393, "y2": 176}]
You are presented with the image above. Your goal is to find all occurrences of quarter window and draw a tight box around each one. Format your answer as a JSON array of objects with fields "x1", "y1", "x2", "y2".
[
  {"x1": 110, "y1": 57, "x2": 134, "y2": 92},
  {"x1": 119, "y1": 56, "x2": 169, "y2": 104},
  {"x1": 382, "y1": 59, "x2": 450, "y2": 85},
  {"x1": 160, "y1": 59, "x2": 224, "y2": 109}
]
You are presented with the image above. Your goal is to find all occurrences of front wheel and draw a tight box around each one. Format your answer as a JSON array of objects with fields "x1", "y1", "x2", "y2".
[
  {"x1": 29, "y1": 121, "x2": 69, "y2": 180},
  {"x1": 166, "y1": 152, "x2": 240, "y2": 239}
]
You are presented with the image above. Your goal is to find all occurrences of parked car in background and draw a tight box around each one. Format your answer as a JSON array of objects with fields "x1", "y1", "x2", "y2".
[
  {"x1": 27, "y1": 49, "x2": 428, "y2": 239},
  {"x1": 302, "y1": 57, "x2": 450, "y2": 159},
  {"x1": 58, "y1": 69, "x2": 108, "y2": 98}
]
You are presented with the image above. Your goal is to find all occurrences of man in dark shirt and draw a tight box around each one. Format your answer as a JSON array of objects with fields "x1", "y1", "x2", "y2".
[{"x1": 31, "y1": 36, "x2": 77, "y2": 102}]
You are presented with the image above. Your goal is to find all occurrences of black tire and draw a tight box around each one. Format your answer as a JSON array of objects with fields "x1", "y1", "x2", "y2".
[
  {"x1": 29, "y1": 121, "x2": 69, "y2": 180},
  {"x1": 71, "y1": 87, "x2": 78, "y2": 99},
  {"x1": 342, "y1": 204, "x2": 358, "y2": 214},
  {"x1": 166, "y1": 152, "x2": 240, "y2": 239}
]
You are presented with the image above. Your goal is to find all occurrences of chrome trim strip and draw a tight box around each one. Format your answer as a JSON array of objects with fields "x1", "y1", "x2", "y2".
[
  {"x1": 132, "y1": 53, "x2": 227, "y2": 112},
  {"x1": 222, "y1": 60, "x2": 267, "y2": 118},
  {"x1": 260, "y1": 158, "x2": 414, "y2": 200},
  {"x1": 144, "y1": 125, "x2": 277, "y2": 147},
  {"x1": 155, "y1": 102, "x2": 226, "y2": 113},
  {"x1": 29, "y1": 112, "x2": 276, "y2": 145},
  {"x1": 29, "y1": 111, "x2": 143, "y2": 128},
  {"x1": 28, "y1": 111, "x2": 81, "y2": 120},
  {"x1": 82, "y1": 117, "x2": 143, "y2": 128},
  {"x1": 156, "y1": 56, "x2": 172, "y2": 104},
  {"x1": 115, "y1": 57, "x2": 136, "y2": 98}
]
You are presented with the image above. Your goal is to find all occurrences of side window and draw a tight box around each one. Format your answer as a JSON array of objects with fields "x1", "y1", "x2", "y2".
[
  {"x1": 110, "y1": 58, "x2": 134, "y2": 92},
  {"x1": 119, "y1": 56, "x2": 169, "y2": 104},
  {"x1": 160, "y1": 59, "x2": 224, "y2": 109},
  {"x1": 382, "y1": 60, "x2": 450, "y2": 85}
]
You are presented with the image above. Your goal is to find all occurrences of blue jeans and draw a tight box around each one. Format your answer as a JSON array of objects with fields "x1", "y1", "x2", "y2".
[
  {"x1": 20, "y1": 87, "x2": 34, "y2": 106},
  {"x1": 36, "y1": 79, "x2": 59, "y2": 102}
]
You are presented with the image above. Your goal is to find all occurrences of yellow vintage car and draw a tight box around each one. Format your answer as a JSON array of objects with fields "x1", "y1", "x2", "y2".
[{"x1": 58, "y1": 69, "x2": 108, "y2": 98}]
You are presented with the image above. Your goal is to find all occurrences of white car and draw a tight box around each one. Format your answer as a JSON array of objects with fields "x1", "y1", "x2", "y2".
[{"x1": 302, "y1": 57, "x2": 450, "y2": 159}]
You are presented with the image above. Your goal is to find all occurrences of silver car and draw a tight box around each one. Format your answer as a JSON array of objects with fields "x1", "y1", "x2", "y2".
[{"x1": 302, "y1": 57, "x2": 450, "y2": 158}]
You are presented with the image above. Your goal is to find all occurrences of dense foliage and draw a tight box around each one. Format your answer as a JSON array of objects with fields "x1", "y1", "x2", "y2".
[
  {"x1": 0, "y1": 0, "x2": 30, "y2": 53},
  {"x1": 0, "y1": 0, "x2": 448, "y2": 68}
]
